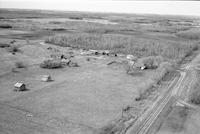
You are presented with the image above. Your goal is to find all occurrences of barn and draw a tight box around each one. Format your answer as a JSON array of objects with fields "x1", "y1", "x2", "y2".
[{"x1": 14, "y1": 82, "x2": 26, "y2": 91}]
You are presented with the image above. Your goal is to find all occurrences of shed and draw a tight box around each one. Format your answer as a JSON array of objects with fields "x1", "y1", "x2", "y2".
[
  {"x1": 126, "y1": 55, "x2": 137, "y2": 61},
  {"x1": 14, "y1": 82, "x2": 26, "y2": 91},
  {"x1": 41, "y1": 75, "x2": 51, "y2": 82}
]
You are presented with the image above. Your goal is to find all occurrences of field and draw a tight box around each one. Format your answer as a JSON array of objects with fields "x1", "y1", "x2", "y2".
[
  {"x1": 0, "y1": 9, "x2": 200, "y2": 134},
  {"x1": 156, "y1": 106, "x2": 200, "y2": 134}
]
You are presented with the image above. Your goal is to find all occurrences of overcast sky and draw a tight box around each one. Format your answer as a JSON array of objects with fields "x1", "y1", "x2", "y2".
[{"x1": 0, "y1": 0, "x2": 200, "y2": 16}]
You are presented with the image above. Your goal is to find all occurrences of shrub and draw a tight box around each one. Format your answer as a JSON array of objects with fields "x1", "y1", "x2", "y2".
[
  {"x1": 40, "y1": 60, "x2": 62, "y2": 69},
  {"x1": 15, "y1": 62, "x2": 25, "y2": 68},
  {"x1": 153, "y1": 62, "x2": 173, "y2": 82},
  {"x1": 190, "y1": 91, "x2": 200, "y2": 104},
  {"x1": 7, "y1": 46, "x2": 19, "y2": 53},
  {"x1": 69, "y1": 16, "x2": 83, "y2": 20},
  {"x1": 68, "y1": 61, "x2": 79, "y2": 67},
  {"x1": 126, "y1": 65, "x2": 143, "y2": 76},
  {"x1": 189, "y1": 71, "x2": 200, "y2": 105},
  {"x1": 135, "y1": 62, "x2": 173, "y2": 101},
  {"x1": 140, "y1": 56, "x2": 163, "y2": 69},
  {"x1": 0, "y1": 24, "x2": 12, "y2": 29},
  {"x1": 0, "y1": 43, "x2": 10, "y2": 48},
  {"x1": 98, "y1": 122, "x2": 125, "y2": 134},
  {"x1": 51, "y1": 28, "x2": 66, "y2": 31}
]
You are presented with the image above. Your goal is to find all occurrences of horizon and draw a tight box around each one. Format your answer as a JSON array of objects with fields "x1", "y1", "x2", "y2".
[{"x1": 0, "y1": 0, "x2": 200, "y2": 17}]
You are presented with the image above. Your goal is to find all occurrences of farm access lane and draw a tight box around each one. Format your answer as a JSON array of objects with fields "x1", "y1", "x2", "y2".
[
  {"x1": 126, "y1": 53, "x2": 200, "y2": 134},
  {"x1": 125, "y1": 70, "x2": 183, "y2": 134}
]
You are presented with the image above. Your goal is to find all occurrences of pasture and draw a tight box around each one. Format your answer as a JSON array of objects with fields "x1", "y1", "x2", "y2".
[{"x1": 0, "y1": 9, "x2": 200, "y2": 134}]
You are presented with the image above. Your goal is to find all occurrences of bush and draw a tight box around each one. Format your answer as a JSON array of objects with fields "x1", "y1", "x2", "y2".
[
  {"x1": 7, "y1": 46, "x2": 19, "y2": 53},
  {"x1": 190, "y1": 91, "x2": 200, "y2": 104},
  {"x1": 0, "y1": 43, "x2": 10, "y2": 48},
  {"x1": 140, "y1": 56, "x2": 163, "y2": 69},
  {"x1": 153, "y1": 62, "x2": 173, "y2": 82},
  {"x1": 15, "y1": 62, "x2": 25, "y2": 68},
  {"x1": 68, "y1": 61, "x2": 79, "y2": 67},
  {"x1": 0, "y1": 24, "x2": 12, "y2": 29},
  {"x1": 126, "y1": 65, "x2": 143, "y2": 76},
  {"x1": 68, "y1": 16, "x2": 83, "y2": 20},
  {"x1": 135, "y1": 62, "x2": 173, "y2": 101},
  {"x1": 98, "y1": 122, "x2": 125, "y2": 134},
  {"x1": 189, "y1": 71, "x2": 200, "y2": 105},
  {"x1": 40, "y1": 60, "x2": 62, "y2": 69}
]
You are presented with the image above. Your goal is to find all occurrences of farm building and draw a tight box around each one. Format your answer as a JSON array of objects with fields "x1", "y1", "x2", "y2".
[
  {"x1": 14, "y1": 82, "x2": 26, "y2": 91},
  {"x1": 41, "y1": 75, "x2": 51, "y2": 82},
  {"x1": 126, "y1": 54, "x2": 137, "y2": 61}
]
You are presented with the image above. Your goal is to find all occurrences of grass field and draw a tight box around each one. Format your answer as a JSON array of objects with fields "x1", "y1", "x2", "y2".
[{"x1": 0, "y1": 9, "x2": 200, "y2": 134}]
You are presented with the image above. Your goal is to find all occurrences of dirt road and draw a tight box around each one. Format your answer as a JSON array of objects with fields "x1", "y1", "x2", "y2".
[
  {"x1": 125, "y1": 71, "x2": 184, "y2": 134},
  {"x1": 126, "y1": 53, "x2": 200, "y2": 134}
]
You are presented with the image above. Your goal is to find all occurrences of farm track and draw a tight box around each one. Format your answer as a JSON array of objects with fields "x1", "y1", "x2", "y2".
[
  {"x1": 134, "y1": 88, "x2": 174, "y2": 134},
  {"x1": 126, "y1": 71, "x2": 186, "y2": 134}
]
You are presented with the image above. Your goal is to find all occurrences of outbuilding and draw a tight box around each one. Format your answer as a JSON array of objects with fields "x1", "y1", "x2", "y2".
[
  {"x1": 41, "y1": 75, "x2": 51, "y2": 82},
  {"x1": 126, "y1": 54, "x2": 137, "y2": 61},
  {"x1": 14, "y1": 82, "x2": 26, "y2": 91}
]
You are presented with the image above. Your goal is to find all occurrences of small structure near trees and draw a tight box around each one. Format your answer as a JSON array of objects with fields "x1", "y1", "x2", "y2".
[
  {"x1": 140, "y1": 66, "x2": 147, "y2": 70},
  {"x1": 41, "y1": 75, "x2": 51, "y2": 82},
  {"x1": 126, "y1": 54, "x2": 137, "y2": 61},
  {"x1": 14, "y1": 82, "x2": 26, "y2": 91}
]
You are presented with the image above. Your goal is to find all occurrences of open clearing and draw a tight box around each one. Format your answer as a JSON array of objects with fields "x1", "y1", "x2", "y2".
[
  {"x1": 0, "y1": 39, "x2": 156, "y2": 133},
  {"x1": 1, "y1": 9, "x2": 200, "y2": 134}
]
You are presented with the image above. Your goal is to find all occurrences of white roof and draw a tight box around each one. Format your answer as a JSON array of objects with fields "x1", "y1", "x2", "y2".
[
  {"x1": 42, "y1": 75, "x2": 50, "y2": 78},
  {"x1": 14, "y1": 82, "x2": 25, "y2": 87},
  {"x1": 126, "y1": 54, "x2": 137, "y2": 60}
]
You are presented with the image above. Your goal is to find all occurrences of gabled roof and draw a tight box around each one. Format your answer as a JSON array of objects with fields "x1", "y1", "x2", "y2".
[
  {"x1": 14, "y1": 82, "x2": 25, "y2": 87},
  {"x1": 126, "y1": 54, "x2": 137, "y2": 61},
  {"x1": 42, "y1": 75, "x2": 51, "y2": 78}
]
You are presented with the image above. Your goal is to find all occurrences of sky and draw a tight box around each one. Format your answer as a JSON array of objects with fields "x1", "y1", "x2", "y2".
[{"x1": 0, "y1": 0, "x2": 200, "y2": 16}]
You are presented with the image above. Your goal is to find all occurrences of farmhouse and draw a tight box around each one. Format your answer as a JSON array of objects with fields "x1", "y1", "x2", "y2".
[
  {"x1": 14, "y1": 82, "x2": 26, "y2": 91},
  {"x1": 41, "y1": 75, "x2": 51, "y2": 82}
]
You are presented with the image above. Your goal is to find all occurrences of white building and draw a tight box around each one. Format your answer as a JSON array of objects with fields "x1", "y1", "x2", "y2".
[{"x1": 14, "y1": 82, "x2": 26, "y2": 91}]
